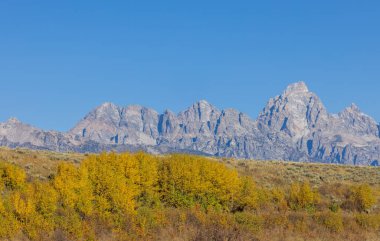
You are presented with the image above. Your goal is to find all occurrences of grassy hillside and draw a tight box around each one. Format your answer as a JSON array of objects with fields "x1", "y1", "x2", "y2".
[
  {"x1": 223, "y1": 158, "x2": 380, "y2": 188},
  {"x1": 0, "y1": 147, "x2": 379, "y2": 241},
  {"x1": 0, "y1": 147, "x2": 84, "y2": 178},
  {"x1": 2, "y1": 147, "x2": 379, "y2": 187}
]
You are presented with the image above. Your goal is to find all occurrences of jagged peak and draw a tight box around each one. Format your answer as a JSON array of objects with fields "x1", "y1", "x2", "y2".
[
  {"x1": 195, "y1": 99, "x2": 212, "y2": 107},
  {"x1": 6, "y1": 117, "x2": 21, "y2": 124},
  {"x1": 97, "y1": 102, "x2": 118, "y2": 109},
  {"x1": 92, "y1": 102, "x2": 120, "y2": 113},
  {"x1": 178, "y1": 100, "x2": 220, "y2": 122},
  {"x1": 163, "y1": 109, "x2": 175, "y2": 115},
  {"x1": 188, "y1": 100, "x2": 219, "y2": 111},
  {"x1": 339, "y1": 103, "x2": 377, "y2": 124},
  {"x1": 222, "y1": 108, "x2": 240, "y2": 115},
  {"x1": 283, "y1": 81, "x2": 309, "y2": 95},
  {"x1": 340, "y1": 103, "x2": 362, "y2": 115},
  {"x1": 122, "y1": 105, "x2": 159, "y2": 116},
  {"x1": 84, "y1": 102, "x2": 121, "y2": 120},
  {"x1": 347, "y1": 103, "x2": 360, "y2": 112}
]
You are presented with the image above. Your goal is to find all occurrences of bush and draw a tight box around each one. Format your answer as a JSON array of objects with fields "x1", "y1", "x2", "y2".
[
  {"x1": 287, "y1": 212, "x2": 309, "y2": 233},
  {"x1": 236, "y1": 176, "x2": 259, "y2": 211},
  {"x1": 288, "y1": 182, "x2": 319, "y2": 211},
  {"x1": 349, "y1": 184, "x2": 376, "y2": 212},
  {"x1": 234, "y1": 212, "x2": 264, "y2": 233},
  {"x1": 0, "y1": 213, "x2": 20, "y2": 238},
  {"x1": 314, "y1": 211, "x2": 344, "y2": 232},
  {"x1": 0, "y1": 163, "x2": 26, "y2": 190},
  {"x1": 0, "y1": 152, "x2": 379, "y2": 240},
  {"x1": 270, "y1": 187, "x2": 288, "y2": 211},
  {"x1": 159, "y1": 155, "x2": 242, "y2": 211},
  {"x1": 356, "y1": 213, "x2": 380, "y2": 230}
]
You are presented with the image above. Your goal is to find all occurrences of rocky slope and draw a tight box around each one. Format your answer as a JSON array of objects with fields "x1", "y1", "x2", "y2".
[{"x1": 1, "y1": 82, "x2": 379, "y2": 165}]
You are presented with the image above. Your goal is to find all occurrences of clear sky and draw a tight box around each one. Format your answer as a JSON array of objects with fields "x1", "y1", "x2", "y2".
[{"x1": 0, "y1": 1, "x2": 379, "y2": 131}]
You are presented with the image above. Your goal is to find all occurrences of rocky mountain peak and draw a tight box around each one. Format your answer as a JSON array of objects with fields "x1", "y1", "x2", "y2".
[
  {"x1": 334, "y1": 103, "x2": 379, "y2": 137},
  {"x1": 1, "y1": 81, "x2": 380, "y2": 166},
  {"x1": 193, "y1": 100, "x2": 216, "y2": 111},
  {"x1": 94, "y1": 102, "x2": 119, "y2": 114},
  {"x1": 345, "y1": 103, "x2": 361, "y2": 113},
  {"x1": 258, "y1": 82, "x2": 328, "y2": 140},
  {"x1": 339, "y1": 103, "x2": 369, "y2": 118},
  {"x1": 84, "y1": 102, "x2": 121, "y2": 124},
  {"x1": 181, "y1": 100, "x2": 220, "y2": 122},
  {"x1": 283, "y1": 81, "x2": 309, "y2": 95},
  {"x1": 163, "y1": 109, "x2": 175, "y2": 115},
  {"x1": 6, "y1": 117, "x2": 21, "y2": 124}
]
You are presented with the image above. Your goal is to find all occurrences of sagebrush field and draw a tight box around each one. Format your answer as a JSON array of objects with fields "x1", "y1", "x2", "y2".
[{"x1": 0, "y1": 147, "x2": 379, "y2": 241}]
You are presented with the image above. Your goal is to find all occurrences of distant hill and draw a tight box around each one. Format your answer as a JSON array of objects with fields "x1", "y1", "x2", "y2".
[{"x1": 1, "y1": 82, "x2": 380, "y2": 165}]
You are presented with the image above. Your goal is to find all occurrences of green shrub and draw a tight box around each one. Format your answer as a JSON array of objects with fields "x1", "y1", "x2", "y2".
[{"x1": 234, "y1": 212, "x2": 264, "y2": 233}]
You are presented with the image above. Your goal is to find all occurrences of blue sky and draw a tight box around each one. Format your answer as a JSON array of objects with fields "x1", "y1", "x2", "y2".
[{"x1": 0, "y1": 1, "x2": 379, "y2": 131}]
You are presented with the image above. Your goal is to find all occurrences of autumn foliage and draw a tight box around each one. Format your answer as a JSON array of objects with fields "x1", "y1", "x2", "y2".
[{"x1": 0, "y1": 153, "x2": 379, "y2": 240}]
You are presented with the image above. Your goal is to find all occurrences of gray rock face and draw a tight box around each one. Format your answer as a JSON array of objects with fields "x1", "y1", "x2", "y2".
[
  {"x1": 1, "y1": 81, "x2": 380, "y2": 165},
  {"x1": 0, "y1": 118, "x2": 78, "y2": 151},
  {"x1": 70, "y1": 103, "x2": 160, "y2": 146},
  {"x1": 258, "y1": 82, "x2": 329, "y2": 139}
]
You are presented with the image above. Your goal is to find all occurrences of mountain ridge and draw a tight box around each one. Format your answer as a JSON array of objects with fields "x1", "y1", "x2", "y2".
[{"x1": 1, "y1": 81, "x2": 380, "y2": 166}]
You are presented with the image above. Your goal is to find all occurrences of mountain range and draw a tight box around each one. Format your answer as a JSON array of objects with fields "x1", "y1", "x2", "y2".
[{"x1": 1, "y1": 82, "x2": 379, "y2": 166}]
